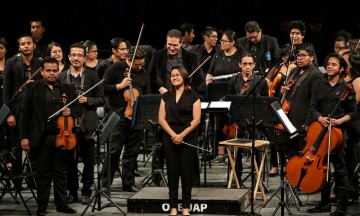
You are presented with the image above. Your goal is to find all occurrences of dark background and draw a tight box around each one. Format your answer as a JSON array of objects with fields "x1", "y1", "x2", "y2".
[{"x1": 2, "y1": 0, "x2": 359, "y2": 58}]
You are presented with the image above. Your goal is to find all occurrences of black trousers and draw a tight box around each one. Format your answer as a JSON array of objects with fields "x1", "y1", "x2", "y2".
[
  {"x1": 67, "y1": 137, "x2": 95, "y2": 196},
  {"x1": 163, "y1": 129, "x2": 198, "y2": 209},
  {"x1": 101, "y1": 119, "x2": 141, "y2": 189},
  {"x1": 34, "y1": 135, "x2": 68, "y2": 210}
]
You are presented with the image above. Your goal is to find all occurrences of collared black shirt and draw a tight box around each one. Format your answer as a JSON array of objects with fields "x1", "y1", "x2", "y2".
[
  {"x1": 306, "y1": 77, "x2": 357, "y2": 127},
  {"x1": 43, "y1": 80, "x2": 62, "y2": 132}
]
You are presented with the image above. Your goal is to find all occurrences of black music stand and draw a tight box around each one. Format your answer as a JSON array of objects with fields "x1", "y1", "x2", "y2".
[
  {"x1": 131, "y1": 94, "x2": 165, "y2": 186},
  {"x1": 81, "y1": 112, "x2": 125, "y2": 216},
  {"x1": 132, "y1": 94, "x2": 162, "y2": 163},
  {"x1": 225, "y1": 95, "x2": 282, "y2": 216},
  {"x1": 202, "y1": 82, "x2": 230, "y2": 187}
]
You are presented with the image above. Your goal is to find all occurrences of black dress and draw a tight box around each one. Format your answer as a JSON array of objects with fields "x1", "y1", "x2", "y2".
[{"x1": 162, "y1": 89, "x2": 199, "y2": 209}]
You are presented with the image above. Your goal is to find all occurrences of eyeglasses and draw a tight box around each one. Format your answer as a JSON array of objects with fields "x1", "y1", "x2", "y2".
[
  {"x1": 69, "y1": 53, "x2": 84, "y2": 58},
  {"x1": 89, "y1": 50, "x2": 98, "y2": 53},
  {"x1": 247, "y1": 32, "x2": 260, "y2": 40},
  {"x1": 133, "y1": 63, "x2": 145, "y2": 68},
  {"x1": 207, "y1": 35, "x2": 218, "y2": 40},
  {"x1": 117, "y1": 47, "x2": 129, "y2": 51},
  {"x1": 220, "y1": 40, "x2": 231, "y2": 43},
  {"x1": 296, "y1": 53, "x2": 309, "y2": 59}
]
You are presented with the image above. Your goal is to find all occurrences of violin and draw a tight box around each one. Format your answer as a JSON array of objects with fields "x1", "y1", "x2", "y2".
[
  {"x1": 268, "y1": 66, "x2": 284, "y2": 97},
  {"x1": 222, "y1": 83, "x2": 250, "y2": 139},
  {"x1": 123, "y1": 68, "x2": 139, "y2": 120},
  {"x1": 275, "y1": 79, "x2": 295, "y2": 130},
  {"x1": 56, "y1": 93, "x2": 77, "y2": 150},
  {"x1": 285, "y1": 84, "x2": 352, "y2": 193}
]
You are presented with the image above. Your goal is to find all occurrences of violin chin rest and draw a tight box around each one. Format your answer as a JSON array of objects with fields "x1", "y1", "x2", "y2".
[{"x1": 56, "y1": 145, "x2": 66, "y2": 150}]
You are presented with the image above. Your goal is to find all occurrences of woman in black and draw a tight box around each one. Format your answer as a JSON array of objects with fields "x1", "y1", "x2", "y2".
[{"x1": 158, "y1": 66, "x2": 201, "y2": 216}]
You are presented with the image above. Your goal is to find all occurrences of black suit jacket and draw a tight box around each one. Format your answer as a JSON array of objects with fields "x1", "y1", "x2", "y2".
[
  {"x1": 3, "y1": 55, "x2": 42, "y2": 117},
  {"x1": 147, "y1": 48, "x2": 205, "y2": 94},
  {"x1": 19, "y1": 80, "x2": 82, "y2": 148}
]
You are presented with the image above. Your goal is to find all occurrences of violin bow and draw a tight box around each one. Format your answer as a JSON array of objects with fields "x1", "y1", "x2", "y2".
[
  {"x1": 48, "y1": 79, "x2": 105, "y2": 122},
  {"x1": 189, "y1": 55, "x2": 212, "y2": 78},
  {"x1": 127, "y1": 23, "x2": 145, "y2": 76}
]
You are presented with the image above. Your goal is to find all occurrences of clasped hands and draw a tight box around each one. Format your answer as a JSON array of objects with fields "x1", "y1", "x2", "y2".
[{"x1": 171, "y1": 134, "x2": 184, "y2": 145}]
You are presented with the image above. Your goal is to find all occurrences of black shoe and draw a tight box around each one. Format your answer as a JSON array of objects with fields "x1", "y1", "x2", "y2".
[
  {"x1": 81, "y1": 195, "x2": 91, "y2": 204},
  {"x1": 330, "y1": 210, "x2": 348, "y2": 216},
  {"x1": 56, "y1": 204, "x2": 77, "y2": 214},
  {"x1": 123, "y1": 186, "x2": 140, "y2": 192},
  {"x1": 307, "y1": 203, "x2": 331, "y2": 213},
  {"x1": 36, "y1": 208, "x2": 46, "y2": 216},
  {"x1": 65, "y1": 194, "x2": 78, "y2": 204},
  {"x1": 134, "y1": 169, "x2": 142, "y2": 177}
]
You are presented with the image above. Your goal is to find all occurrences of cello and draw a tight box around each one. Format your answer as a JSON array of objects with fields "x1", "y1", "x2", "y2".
[
  {"x1": 285, "y1": 84, "x2": 352, "y2": 193},
  {"x1": 56, "y1": 93, "x2": 77, "y2": 150}
]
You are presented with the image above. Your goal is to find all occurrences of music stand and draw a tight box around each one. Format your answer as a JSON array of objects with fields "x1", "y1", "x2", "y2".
[
  {"x1": 81, "y1": 112, "x2": 125, "y2": 216},
  {"x1": 131, "y1": 94, "x2": 165, "y2": 186},
  {"x1": 203, "y1": 82, "x2": 230, "y2": 187},
  {"x1": 225, "y1": 95, "x2": 282, "y2": 215}
]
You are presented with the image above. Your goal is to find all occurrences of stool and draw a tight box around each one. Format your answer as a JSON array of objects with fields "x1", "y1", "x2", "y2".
[{"x1": 220, "y1": 138, "x2": 270, "y2": 201}]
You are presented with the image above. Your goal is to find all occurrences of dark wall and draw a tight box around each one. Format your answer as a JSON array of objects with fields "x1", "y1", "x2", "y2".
[{"x1": 2, "y1": 0, "x2": 359, "y2": 58}]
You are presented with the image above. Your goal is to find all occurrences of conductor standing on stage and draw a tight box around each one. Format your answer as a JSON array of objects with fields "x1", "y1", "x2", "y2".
[{"x1": 158, "y1": 66, "x2": 201, "y2": 216}]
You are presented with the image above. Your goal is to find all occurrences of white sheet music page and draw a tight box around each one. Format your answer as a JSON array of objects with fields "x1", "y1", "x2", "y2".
[
  {"x1": 209, "y1": 101, "x2": 231, "y2": 110},
  {"x1": 201, "y1": 102, "x2": 209, "y2": 110}
]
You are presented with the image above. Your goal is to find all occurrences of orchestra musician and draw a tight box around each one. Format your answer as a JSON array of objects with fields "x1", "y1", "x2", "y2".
[
  {"x1": 2, "y1": 34, "x2": 42, "y2": 188},
  {"x1": 304, "y1": 53, "x2": 356, "y2": 216},
  {"x1": 227, "y1": 52, "x2": 268, "y2": 180},
  {"x1": 101, "y1": 46, "x2": 151, "y2": 192},
  {"x1": 20, "y1": 57, "x2": 81, "y2": 215},
  {"x1": 280, "y1": 43, "x2": 323, "y2": 157},
  {"x1": 58, "y1": 42, "x2": 105, "y2": 204}
]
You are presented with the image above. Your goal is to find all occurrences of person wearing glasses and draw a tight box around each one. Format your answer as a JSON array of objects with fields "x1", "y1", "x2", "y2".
[
  {"x1": 280, "y1": 43, "x2": 322, "y2": 157},
  {"x1": 58, "y1": 43, "x2": 105, "y2": 205},
  {"x1": 82, "y1": 40, "x2": 103, "y2": 72},
  {"x1": 206, "y1": 30, "x2": 243, "y2": 164},
  {"x1": 190, "y1": 26, "x2": 221, "y2": 78},
  {"x1": 237, "y1": 20, "x2": 281, "y2": 77},
  {"x1": 96, "y1": 37, "x2": 131, "y2": 79},
  {"x1": 101, "y1": 46, "x2": 151, "y2": 193}
]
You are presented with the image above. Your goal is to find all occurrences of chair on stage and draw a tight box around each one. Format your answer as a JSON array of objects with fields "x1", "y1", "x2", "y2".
[{"x1": 0, "y1": 149, "x2": 37, "y2": 216}]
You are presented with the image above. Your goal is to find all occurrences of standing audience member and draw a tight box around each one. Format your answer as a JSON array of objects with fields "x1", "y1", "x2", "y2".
[
  {"x1": 101, "y1": 47, "x2": 151, "y2": 192},
  {"x1": 20, "y1": 57, "x2": 81, "y2": 215},
  {"x1": 2, "y1": 34, "x2": 42, "y2": 185},
  {"x1": 45, "y1": 41, "x2": 69, "y2": 73},
  {"x1": 237, "y1": 20, "x2": 280, "y2": 76},
  {"x1": 180, "y1": 22, "x2": 195, "y2": 51},
  {"x1": 58, "y1": 43, "x2": 105, "y2": 204},
  {"x1": 305, "y1": 54, "x2": 355, "y2": 216},
  {"x1": 158, "y1": 66, "x2": 201, "y2": 216},
  {"x1": 96, "y1": 37, "x2": 131, "y2": 79},
  {"x1": 30, "y1": 17, "x2": 50, "y2": 60}
]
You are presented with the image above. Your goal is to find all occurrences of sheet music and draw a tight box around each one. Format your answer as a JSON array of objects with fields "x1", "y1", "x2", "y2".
[
  {"x1": 276, "y1": 108, "x2": 297, "y2": 134},
  {"x1": 201, "y1": 102, "x2": 209, "y2": 110},
  {"x1": 208, "y1": 101, "x2": 231, "y2": 110}
]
